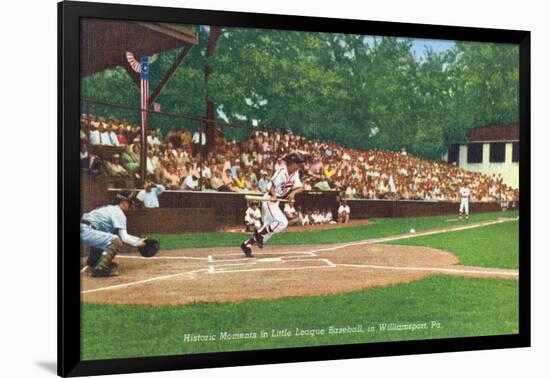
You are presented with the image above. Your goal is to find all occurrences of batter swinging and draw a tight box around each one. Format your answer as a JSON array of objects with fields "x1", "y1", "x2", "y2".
[{"x1": 240, "y1": 153, "x2": 305, "y2": 257}]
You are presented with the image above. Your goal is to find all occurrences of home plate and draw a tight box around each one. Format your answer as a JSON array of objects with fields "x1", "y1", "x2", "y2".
[{"x1": 259, "y1": 257, "x2": 283, "y2": 262}]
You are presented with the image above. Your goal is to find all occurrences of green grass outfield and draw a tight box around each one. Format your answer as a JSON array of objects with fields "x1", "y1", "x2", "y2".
[
  {"x1": 81, "y1": 211, "x2": 519, "y2": 360},
  {"x1": 148, "y1": 211, "x2": 518, "y2": 250},
  {"x1": 386, "y1": 220, "x2": 519, "y2": 269}
]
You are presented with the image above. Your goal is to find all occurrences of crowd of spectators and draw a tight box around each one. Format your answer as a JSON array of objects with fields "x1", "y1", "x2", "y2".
[{"x1": 80, "y1": 113, "x2": 519, "y2": 204}]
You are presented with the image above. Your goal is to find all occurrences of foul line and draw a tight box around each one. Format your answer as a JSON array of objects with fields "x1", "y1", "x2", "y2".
[
  {"x1": 306, "y1": 217, "x2": 517, "y2": 255},
  {"x1": 81, "y1": 268, "x2": 208, "y2": 294},
  {"x1": 336, "y1": 263, "x2": 518, "y2": 277},
  {"x1": 117, "y1": 255, "x2": 208, "y2": 261}
]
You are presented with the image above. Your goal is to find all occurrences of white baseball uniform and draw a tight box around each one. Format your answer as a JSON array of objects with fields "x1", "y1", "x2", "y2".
[
  {"x1": 459, "y1": 187, "x2": 470, "y2": 215},
  {"x1": 260, "y1": 165, "x2": 302, "y2": 242},
  {"x1": 245, "y1": 207, "x2": 262, "y2": 229}
]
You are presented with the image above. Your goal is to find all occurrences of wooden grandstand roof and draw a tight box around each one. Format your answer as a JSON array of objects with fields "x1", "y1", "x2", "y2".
[
  {"x1": 468, "y1": 123, "x2": 519, "y2": 143},
  {"x1": 80, "y1": 19, "x2": 198, "y2": 77}
]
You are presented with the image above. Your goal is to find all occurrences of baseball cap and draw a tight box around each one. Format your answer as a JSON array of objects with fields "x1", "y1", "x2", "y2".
[
  {"x1": 116, "y1": 191, "x2": 136, "y2": 202},
  {"x1": 283, "y1": 153, "x2": 305, "y2": 164}
]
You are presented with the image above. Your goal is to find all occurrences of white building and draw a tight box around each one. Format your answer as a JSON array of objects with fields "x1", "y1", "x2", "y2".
[{"x1": 443, "y1": 124, "x2": 519, "y2": 189}]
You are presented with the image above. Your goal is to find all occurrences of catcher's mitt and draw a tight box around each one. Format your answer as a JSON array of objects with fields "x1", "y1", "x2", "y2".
[{"x1": 138, "y1": 238, "x2": 160, "y2": 258}]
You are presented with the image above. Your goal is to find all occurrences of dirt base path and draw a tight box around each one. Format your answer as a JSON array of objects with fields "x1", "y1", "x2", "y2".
[{"x1": 80, "y1": 218, "x2": 518, "y2": 306}]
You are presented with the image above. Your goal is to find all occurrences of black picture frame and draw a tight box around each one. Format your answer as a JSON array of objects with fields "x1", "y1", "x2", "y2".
[{"x1": 58, "y1": 1, "x2": 531, "y2": 376}]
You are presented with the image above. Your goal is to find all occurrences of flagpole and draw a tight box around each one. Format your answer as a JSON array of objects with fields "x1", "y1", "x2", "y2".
[{"x1": 140, "y1": 56, "x2": 149, "y2": 187}]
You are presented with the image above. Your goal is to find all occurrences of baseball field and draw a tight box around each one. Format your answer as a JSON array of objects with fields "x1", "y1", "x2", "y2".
[{"x1": 80, "y1": 210, "x2": 519, "y2": 360}]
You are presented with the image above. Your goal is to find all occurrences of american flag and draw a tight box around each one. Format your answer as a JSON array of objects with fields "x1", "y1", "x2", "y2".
[{"x1": 126, "y1": 52, "x2": 149, "y2": 144}]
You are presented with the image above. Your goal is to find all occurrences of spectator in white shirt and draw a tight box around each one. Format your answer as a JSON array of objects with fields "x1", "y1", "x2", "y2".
[
  {"x1": 338, "y1": 200, "x2": 351, "y2": 224},
  {"x1": 191, "y1": 129, "x2": 206, "y2": 156},
  {"x1": 182, "y1": 173, "x2": 200, "y2": 191},
  {"x1": 89, "y1": 124, "x2": 101, "y2": 145},
  {"x1": 107, "y1": 123, "x2": 120, "y2": 146},
  {"x1": 147, "y1": 130, "x2": 161, "y2": 146},
  {"x1": 298, "y1": 208, "x2": 310, "y2": 226},
  {"x1": 324, "y1": 209, "x2": 336, "y2": 224},
  {"x1": 99, "y1": 123, "x2": 112, "y2": 145},
  {"x1": 312, "y1": 209, "x2": 324, "y2": 225},
  {"x1": 137, "y1": 181, "x2": 165, "y2": 208},
  {"x1": 244, "y1": 203, "x2": 262, "y2": 231}
]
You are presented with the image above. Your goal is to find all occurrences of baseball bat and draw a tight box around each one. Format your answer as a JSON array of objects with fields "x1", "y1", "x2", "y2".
[{"x1": 245, "y1": 195, "x2": 289, "y2": 203}]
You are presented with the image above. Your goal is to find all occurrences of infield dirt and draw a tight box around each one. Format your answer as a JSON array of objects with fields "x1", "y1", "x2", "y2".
[{"x1": 81, "y1": 235, "x2": 518, "y2": 306}]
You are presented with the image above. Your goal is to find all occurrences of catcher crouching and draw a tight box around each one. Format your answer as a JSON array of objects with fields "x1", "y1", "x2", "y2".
[{"x1": 80, "y1": 191, "x2": 160, "y2": 277}]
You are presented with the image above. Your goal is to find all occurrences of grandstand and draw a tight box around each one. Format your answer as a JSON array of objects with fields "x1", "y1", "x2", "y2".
[{"x1": 80, "y1": 113, "x2": 519, "y2": 233}]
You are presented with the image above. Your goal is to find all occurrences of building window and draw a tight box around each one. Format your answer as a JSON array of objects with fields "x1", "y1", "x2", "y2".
[
  {"x1": 512, "y1": 142, "x2": 519, "y2": 162},
  {"x1": 489, "y1": 143, "x2": 506, "y2": 163},
  {"x1": 447, "y1": 144, "x2": 459, "y2": 165},
  {"x1": 467, "y1": 143, "x2": 483, "y2": 163}
]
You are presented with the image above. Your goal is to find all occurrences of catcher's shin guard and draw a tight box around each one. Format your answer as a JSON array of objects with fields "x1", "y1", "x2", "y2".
[{"x1": 95, "y1": 237, "x2": 123, "y2": 271}]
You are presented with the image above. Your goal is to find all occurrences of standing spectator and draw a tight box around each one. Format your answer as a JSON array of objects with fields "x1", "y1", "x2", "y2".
[
  {"x1": 180, "y1": 128, "x2": 192, "y2": 149},
  {"x1": 191, "y1": 128, "x2": 206, "y2": 156},
  {"x1": 137, "y1": 181, "x2": 166, "y2": 208},
  {"x1": 338, "y1": 200, "x2": 351, "y2": 224}
]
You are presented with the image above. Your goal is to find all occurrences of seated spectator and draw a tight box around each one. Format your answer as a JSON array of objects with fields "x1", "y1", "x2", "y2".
[
  {"x1": 105, "y1": 154, "x2": 129, "y2": 177},
  {"x1": 117, "y1": 121, "x2": 128, "y2": 146},
  {"x1": 345, "y1": 185, "x2": 357, "y2": 198},
  {"x1": 284, "y1": 200, "x2": 299, "y2": 226},
  {"x1": 233, "y1": 171, "x2": 247, "y2": 191},
  {"x1": 299, "y1": 209, "x2": 310, "y2": 226},
  {"x1": 314, "y1": 179, "x2": 331, "y2": 191},
  {"x1": 324, "y1": 164, "x2": 336, "y2": 180},
  {"x1": 146, "y1": 150, "x2": 159, "y2": 177},
  {"x1": 181, "y1": 173, "x2": 200, "y2": 191},
  {"x1": 324, "y1": 209, "x2": 336, "y2": 224},
  {"x1": 89, "y1": 123, "x2": 101, "y2": 145},
  {"x1": 107, "y1": 123, "x2": 120, "y2": 146},
  {"x1": 99, "y1": 123, "x2": 112, "y2": 145},
  {"x1": 210, "y1": 171, "x2": 230, "y2": 192},
  {"x1": 147, "y1": 130, "x2": 161, "y2": 146},
  {"x1": 80, "y1": 142, "x2": 101, "y2": 176},
  {"x1": 230, "y1": 159, "x2": 241, "y2": 178},
  {"x1": 161, "y1": 163, "x2": 181, "y2": 189},
  {"x1": 244, "y1": 202, "x2": 262, "y2": 231},
  {"x1": 311, "y1": 209, "x2": 323, "y2": 225},
  {"x1": 338, "y1": 200, "x2": 351, "y2": 224},
  {"x1": 121, "y1": 145, "x2": 140, "y2": 173},
  {"x1": 258, "y1": 171, "x2": 270, "y2": 193},
  {"x1": 137, "y1": 181, "x2": 165, "y2": 208}
]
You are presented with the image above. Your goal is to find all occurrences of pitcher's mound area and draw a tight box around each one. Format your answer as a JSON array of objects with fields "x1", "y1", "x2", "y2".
[{"x1": 81, "y1": 241, "x2": 518, "y2": 306}]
